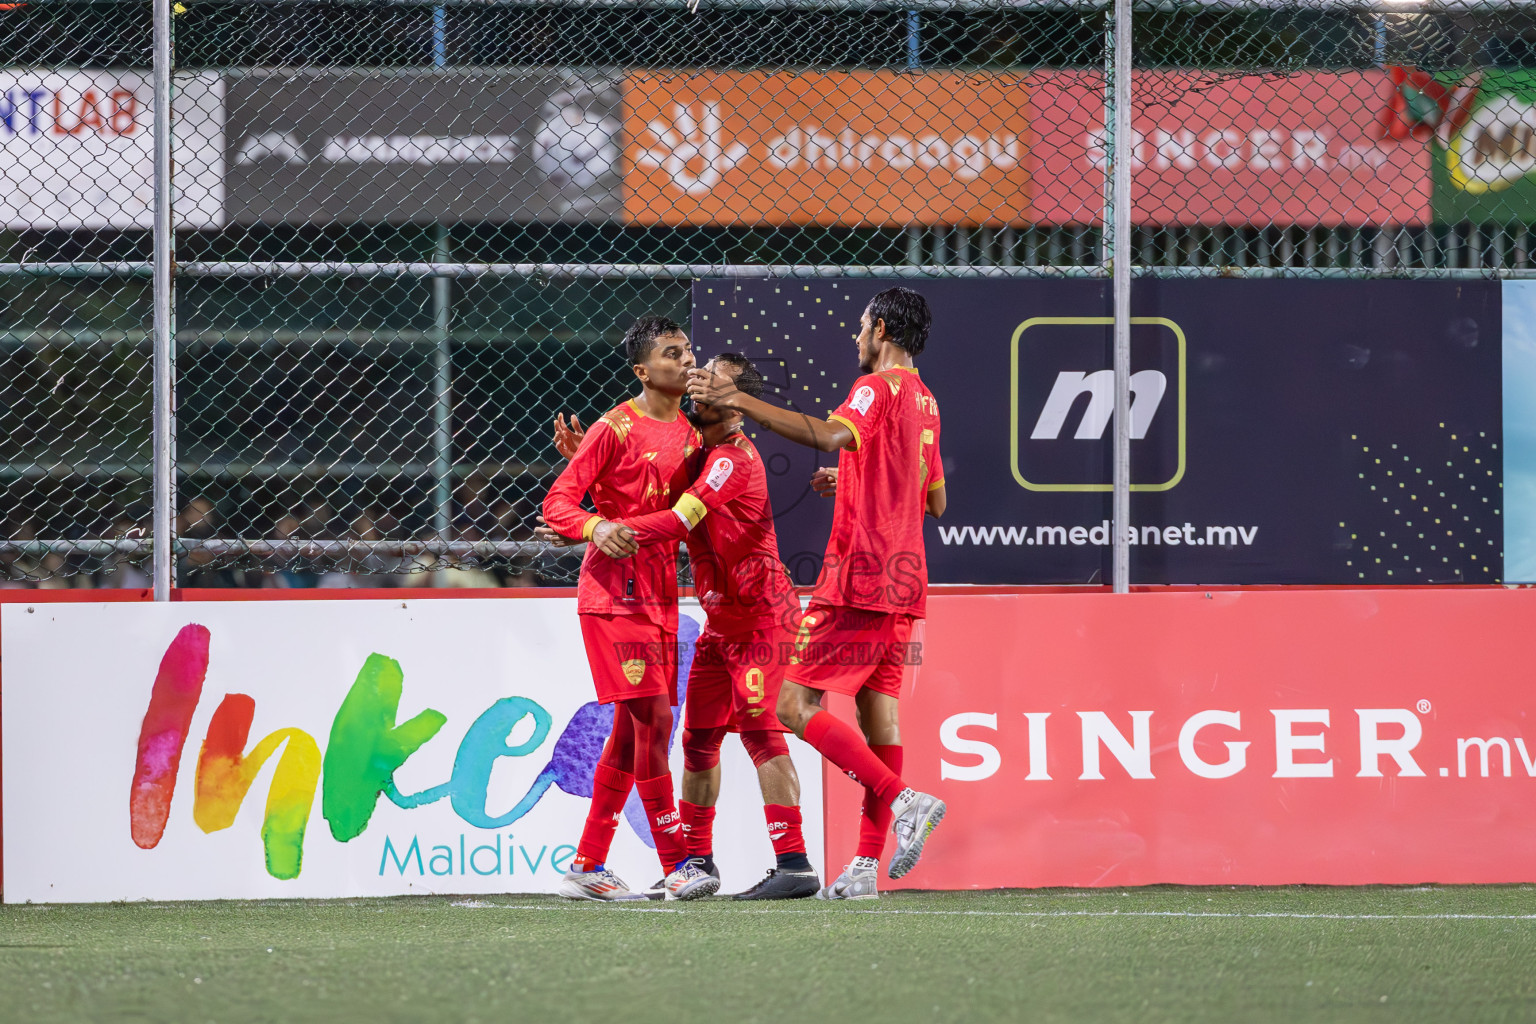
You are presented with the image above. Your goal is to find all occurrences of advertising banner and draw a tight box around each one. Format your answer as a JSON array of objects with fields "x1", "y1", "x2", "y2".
[
  {"x1": 0, "y1": 71, "x2": 223, "y2": 230},
  {"x1": 824, "y1": 589, "x2": 1536, "y2": 888},
  {"x1": 622, "y1": 71, "x2": 1030, "y2": 227},
  {"x1": 1376, "y1": 66, "x2": 1536, "y2": 224},
  {"x1": 225, "y1": 71, "x2": 620, "y2": 225},
  {"x1": 0, "y1": 598, "x2": 824, "y2": 903},
  {"x1": 1504, "y1": 281, "x2": 1536, "y2": 582},
  {"x1": 692, "y1": 278, "x2": 1502, "y2": 585},
  {"x1": 1028, "y1": 71, "x2": 1430, "y2": 227}
]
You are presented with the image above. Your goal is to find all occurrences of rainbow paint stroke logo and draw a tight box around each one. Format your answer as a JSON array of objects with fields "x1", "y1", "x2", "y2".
[{"x1": 128, "y1": 619, "x2": 699, "y2": 879}]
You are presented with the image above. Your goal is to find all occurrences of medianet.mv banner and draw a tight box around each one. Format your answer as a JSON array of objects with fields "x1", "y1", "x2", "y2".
[{"x1": 691, "y1": 278, "x2": 1502, "y2": 585}]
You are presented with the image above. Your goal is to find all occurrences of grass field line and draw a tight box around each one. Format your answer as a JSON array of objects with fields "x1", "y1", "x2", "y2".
[{"x1": 451, "y1": 901, "x2": 1536, "y2": 922}]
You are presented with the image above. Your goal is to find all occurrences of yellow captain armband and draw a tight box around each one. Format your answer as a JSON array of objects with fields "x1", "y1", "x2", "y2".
[{"x1": 673, "y1": 492, "x2": 709, "y2": 530}]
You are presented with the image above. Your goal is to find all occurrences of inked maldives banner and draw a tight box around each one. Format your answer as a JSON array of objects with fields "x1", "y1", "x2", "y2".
[
  {"x1": 824, "y1": 588, "x2": 1536, "y2": 888},
  {"x1": 1, "y1": 598, "x2": 824, "y2": 903}
]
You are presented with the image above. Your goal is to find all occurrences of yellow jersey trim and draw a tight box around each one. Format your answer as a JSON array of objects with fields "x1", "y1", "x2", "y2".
[
  {"x1": 829, "y1": 413, "x2": 862, "y2": 450},
  {"x1": 600, "y1": 406, "x2": 633, "y2": 443},
  {"x1": 927, "y1": 478, "x2": 946, "y2": 492}
]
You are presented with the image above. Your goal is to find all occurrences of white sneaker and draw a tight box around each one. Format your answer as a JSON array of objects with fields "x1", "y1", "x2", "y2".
[
  {"x1": 558, "y1": 868, "x2": 647, "y2": 901},
  {"x1": 645, "y1": 856, "x2": 719, "y2": 900},
  {"x1": 663, "y1": 860, "x2": 721, "y2": 901},
  {"x1": 888, "y1": 788, "x2": 945, "y2": 880},
  {"x1": 815, "y1": 857, "x2": 879, "y2": 900}
]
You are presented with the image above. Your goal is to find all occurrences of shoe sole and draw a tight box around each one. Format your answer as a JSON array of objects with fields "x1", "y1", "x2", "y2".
[
  {"x1": 815, "y1": 890, "x2": 878, "y2": 901},
  {"x1": 888, "y1": 801, "x2": 946, "y2": 880},
  {"x1": 560, "y1": 889, "x2": 647, "y2": 902},
  {"x1": 664, "y1": 875, "x2": 722, "y2": 901},
  {"x1": 731, "y1": 881, "x2": 820, "y2": 901}
]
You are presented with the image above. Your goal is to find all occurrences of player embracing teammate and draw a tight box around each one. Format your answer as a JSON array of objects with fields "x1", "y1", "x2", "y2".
[
  {"x1": 546, "y1": 350, "x2": 820, "y2": 900},
  {"x1": 546, "y1": 286, "x2": 947, "y2": 901},
  {"x1": 541, "y1": 316, "x2": 720, "y2": 902},
  {"x1": 687, "y1": 286, "x2": 947, "y2": 898}
]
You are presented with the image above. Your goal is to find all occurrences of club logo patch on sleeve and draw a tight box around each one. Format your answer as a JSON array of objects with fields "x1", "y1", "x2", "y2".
[
  {"x1": 706, "y1": 456, "x2": 734, "y2": 491},
  {"x1": 850, "y1": 385, "x2": 876, "y2": 416}
]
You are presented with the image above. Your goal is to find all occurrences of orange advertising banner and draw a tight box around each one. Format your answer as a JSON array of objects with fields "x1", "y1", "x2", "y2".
[{"x1": 622, "y1": 71, "x2": 1030, "y2": 227}]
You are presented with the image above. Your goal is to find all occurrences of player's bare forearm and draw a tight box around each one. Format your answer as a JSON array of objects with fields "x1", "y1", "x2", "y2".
[
  {"x1": 926, "y1": 484, "x2": 947, "y2": 519},
  {"x1": 733, "y1": 393, "x2": 853, "y2": 452},
  {"x1": 687, "y1": 367, "x2": 853, "y2": 452}
]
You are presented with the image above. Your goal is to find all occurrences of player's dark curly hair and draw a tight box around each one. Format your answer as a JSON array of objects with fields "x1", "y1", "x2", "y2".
[
  {"x1": 865, "y1": 286, "x2": 932, "y2": 357},
  {"x1": 623, "y1": 314, "x2": 684, "y2": 365},
  {"x1": 712, "y1": 351, "x2": 764, "y2": 398}
]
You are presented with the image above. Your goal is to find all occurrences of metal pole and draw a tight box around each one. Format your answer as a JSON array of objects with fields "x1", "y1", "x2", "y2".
[
  {"x1": 430, "y1": 11, "x2": 452, "y2": 542},
  {"x1": 152, "y1": 0, "x2": 175, "y2": 600},
  {"x1": 906, "y1": 10, "x2": 921, "y2": 70},
  {"x1": 1111, "y1": 0, "x2": 1132, "y2": 594},
  {"x1": 1101, "y1": 8, "x2": 1114, "y2": 271},
  {"x1": 432, "y1": 226, "x2": 453, "y2": 541}
]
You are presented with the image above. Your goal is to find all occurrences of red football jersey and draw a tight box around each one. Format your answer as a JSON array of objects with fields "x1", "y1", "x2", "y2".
[
  {"x1": 542, "y1": 400, "x2": 701, "y2": 629},
  {"x1": 624, "y1": 432, "x2": 797, "y2": 636},
  {"x1": 817, "y1": 366, "x2": 944, "y2": 617}
]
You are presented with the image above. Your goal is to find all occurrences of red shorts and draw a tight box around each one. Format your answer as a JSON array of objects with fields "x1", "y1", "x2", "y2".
[
  {"x1": 685, "y1": 622, "x2": 793, "y2": 733},
  {"x1": 579, "y1": 613, "x2": 678, "y2": 705},
  {"x1": 783, "y1": 603, "x2": 918, "y2": 698}
]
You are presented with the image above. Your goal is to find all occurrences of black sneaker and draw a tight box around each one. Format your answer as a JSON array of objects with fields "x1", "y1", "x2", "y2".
[
  {"x1": 644, "y1": 856, "x2": 718, "y2": 900},
  {"x1": 731, "y1": 867, "x2": 820, "y2": 901}
]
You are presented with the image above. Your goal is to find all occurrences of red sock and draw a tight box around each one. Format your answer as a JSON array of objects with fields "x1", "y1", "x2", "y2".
[
  {"x1": 802, "y1": 710, "x2": 905, "y2": 805},
  {"x1": 636, "y1": 774, "x2": 688, "y2": 871},
  {"x1": 574, "y1": 761, "x2": 633, "y2": 870},
  {"x1": 764, "y1": 803, "x2": 809, "y2": 869},
  {"x1": 857, "y1": 744, "x2": 904, "y2": 859},
  {"x1": 681, "y1": 800, "x2": 715, "y2": 857}
]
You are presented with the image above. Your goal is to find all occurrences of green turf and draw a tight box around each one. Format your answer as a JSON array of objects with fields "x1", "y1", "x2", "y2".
[{"x1": 2, "y1": 887, "x2": 1534, "y2": 1023}]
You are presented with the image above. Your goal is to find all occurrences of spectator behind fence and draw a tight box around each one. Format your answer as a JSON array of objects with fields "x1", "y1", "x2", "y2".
[
  {"x1": 424, "y1": 523, "x2": 502, "y2": 589},
  {"x1": 177, "y1": 497, "x2": 253, "y2": 589},
  {"x1": 268, "y1": 512, "x2": 320, "y2": 589},
  {"x1": 316, "y1": 507, "x2": 402, "y2": 589},
  {"x1": 455, "y1": 471, "x2": 498, "y2": 538},
  {"x1": 1, "y1": 519, "x2": 43, "y2": 588},
  {"x1": 95, "y1": 510, "x2": 151, "y2": 590}
]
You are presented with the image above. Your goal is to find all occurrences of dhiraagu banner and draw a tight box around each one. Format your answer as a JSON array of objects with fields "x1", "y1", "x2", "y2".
[
  {"x1": 0, "y1": 598, "x2": 824, "y2": 903},
  {"x1": 1505, "y1": 282, "x2": 1536, "y2": 583}
]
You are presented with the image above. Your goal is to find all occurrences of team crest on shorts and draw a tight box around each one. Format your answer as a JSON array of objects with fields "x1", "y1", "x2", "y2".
[{"x1": 621, "y1": 659, "x2": 647, "y2": 685}]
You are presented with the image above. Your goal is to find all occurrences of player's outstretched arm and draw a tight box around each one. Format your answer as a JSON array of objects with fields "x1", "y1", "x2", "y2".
[
  {"x1": 622, "y1": 447, "x2": 754, "y2": 544},
  {"x1": 534, "y1": 517, "x2": 638, "y2": 559},
  {"x1": 541, "y1": 420, "x2": 638, "y2": 557},
  {"x1": 686, "y1": 367, "x2": 854, "y2": 453}
]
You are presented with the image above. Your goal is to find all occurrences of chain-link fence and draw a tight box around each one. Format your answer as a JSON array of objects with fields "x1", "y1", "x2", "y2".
[{"x1": 2, "y1": 0, "x2": 1533, "y2": 588}]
